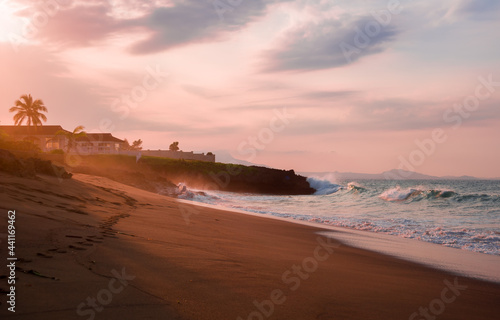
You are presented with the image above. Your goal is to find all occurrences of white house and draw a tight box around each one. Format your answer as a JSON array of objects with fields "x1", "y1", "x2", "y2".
[{"x1": 74, "y1": 133, "x2": 125, "y2": 154}]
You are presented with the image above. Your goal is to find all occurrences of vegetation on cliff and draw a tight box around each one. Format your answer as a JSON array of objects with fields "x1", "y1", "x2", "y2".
[
  {"x1": 0, "y1": 149, "x2": 72, "y2": 179},
  {"x1": 73, "y1": 155, "x2": 315, "y2": 195}
]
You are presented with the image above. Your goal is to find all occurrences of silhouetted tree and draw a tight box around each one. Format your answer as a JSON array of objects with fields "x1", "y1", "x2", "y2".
[
  {"x1": 56, "y1": 125, "x2": 86, "y2": 152},
  {"x1": 123, "y1": 138, "x2": 143, "y2": 151},
  {"x1": 131, "y1": 139, "x2": 143, "y2": 150},
  {"x1": 169, "y1": 141, "x2": 179, "y2": 151},
  {"x1": 9, "y1": 94, "x2": 48, "y2": 134}
]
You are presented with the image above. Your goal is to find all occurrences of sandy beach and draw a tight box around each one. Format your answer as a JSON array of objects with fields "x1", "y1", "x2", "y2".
[{"x1": 1, "y1": 172, "x2": 499, "y2": 320}]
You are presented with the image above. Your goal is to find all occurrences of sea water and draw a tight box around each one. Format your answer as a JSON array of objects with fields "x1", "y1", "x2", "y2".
[{"x1": 179, "y1": 179, "x2": 500, "y2": 256}]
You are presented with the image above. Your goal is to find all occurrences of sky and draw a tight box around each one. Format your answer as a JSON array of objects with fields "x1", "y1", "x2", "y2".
[{"x1": 0, "y1": 0, "x2": 499, "y2": 178}]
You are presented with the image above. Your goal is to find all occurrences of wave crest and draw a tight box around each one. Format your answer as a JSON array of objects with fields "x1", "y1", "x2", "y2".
[
  {"x1": 379, "y1": 187, "x2": 458, "y2": 202},
  {"x1": 307, "y1": 177, "x2": 343, "y2": 195},
  {"x1": 347, "y1": 182, "x2": 366, "y2": 193},
  {"x1": 379, "y1": 186, "x2": 422, "y2": 201}
]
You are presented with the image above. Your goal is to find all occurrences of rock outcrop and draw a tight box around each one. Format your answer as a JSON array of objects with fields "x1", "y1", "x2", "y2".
[
  {"x1": 72, "y1": 155, "x2": 315, "y2": 195},
  {"x1": 0, "y1": 149, "x2": 72, "y2": 179}
]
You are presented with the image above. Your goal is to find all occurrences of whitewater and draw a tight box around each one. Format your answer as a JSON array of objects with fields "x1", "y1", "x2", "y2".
[{"x1": 177, "y1": 178, "x2": 500, "y2": 256}]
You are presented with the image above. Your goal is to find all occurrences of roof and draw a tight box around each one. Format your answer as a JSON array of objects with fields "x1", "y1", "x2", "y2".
[
  {"x1": 76, "y1": 133, "x2": 125, "y2": 143},
  {"x1": 0, "y1": 125, "x2": 125, "y2": 143},
  {"x1": 0, "y1": 125, "x2": 69, "y2": 136}
]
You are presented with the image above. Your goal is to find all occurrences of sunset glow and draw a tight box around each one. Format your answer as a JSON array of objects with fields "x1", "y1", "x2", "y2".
[{"x1": 1, "y1": 0, "x2": 499, "y2": 177}]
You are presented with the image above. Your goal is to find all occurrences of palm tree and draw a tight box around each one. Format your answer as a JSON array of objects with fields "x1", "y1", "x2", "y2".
[
  {"x1": 9, "y1": 94, "x2": 48, "y2": 134},
  {"x1": 56, "y1": 125, "x2": 87, "y2": 152}
]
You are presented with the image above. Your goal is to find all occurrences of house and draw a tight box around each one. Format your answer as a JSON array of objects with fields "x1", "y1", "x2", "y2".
[
  {"x1": 0, "y1": 125, "x2": 69, "y2": 152},
  {"x1": 0, "y1": 125, "x2": 125, "y2": 154},
  {"x1": 1, "y1": 125, "x2": 215, "y2": 161},
  {"x1": 75, "y1": 133, "x2": 125, "y2": 154}
]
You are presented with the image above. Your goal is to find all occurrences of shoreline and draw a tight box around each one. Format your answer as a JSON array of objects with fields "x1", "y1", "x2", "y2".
[
  {"x1": 178, "y1": 198, "x2": 500, "y2": 284},
  {"x1": 1, "y1": 172, "x2": 499, "y2": 319}
]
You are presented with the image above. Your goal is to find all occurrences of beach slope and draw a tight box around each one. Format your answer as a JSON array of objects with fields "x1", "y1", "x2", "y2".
[{"x1": 0, "y1": 173, "x2": 499, "y2": 319}]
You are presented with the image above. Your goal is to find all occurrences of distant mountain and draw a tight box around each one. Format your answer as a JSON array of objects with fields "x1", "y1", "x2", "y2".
[
  {"x1": 440, "y1": 175, "x2": 478, "y2": 180},
  {"x1": 300, "y1": 169, "x2": 481, "y2": 181}
]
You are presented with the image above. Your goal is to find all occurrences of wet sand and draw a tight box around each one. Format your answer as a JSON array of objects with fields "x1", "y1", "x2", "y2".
[{"x1": 1, "y1": 172, "x2": 499, "y2": 319}]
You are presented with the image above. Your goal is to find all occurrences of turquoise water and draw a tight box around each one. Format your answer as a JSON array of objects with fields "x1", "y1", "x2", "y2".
[{"x1": 180, "y1": 179, "x2": 500, "y2": 256}]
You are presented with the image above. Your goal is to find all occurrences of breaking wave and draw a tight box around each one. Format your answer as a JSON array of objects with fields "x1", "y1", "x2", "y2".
[
  {"x1": 307, "y1": 177, "x2": 343, "y2": 195},
  {"x1": 347, "y1": 182, "x2": 367, "y2": 193},
  {"x1": 378, "y1": 186, "x2": 499, "y2": 203}
]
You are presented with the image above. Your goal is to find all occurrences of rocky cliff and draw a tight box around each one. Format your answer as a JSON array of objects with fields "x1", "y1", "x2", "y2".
[{"x1": 73, "y1": 155, "x2": 315, "y2": 195}]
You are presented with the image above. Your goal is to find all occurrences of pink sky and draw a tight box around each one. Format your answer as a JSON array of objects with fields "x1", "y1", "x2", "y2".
[{"x1": 1, "y1": 0, "x2": 499, "y2": 178}]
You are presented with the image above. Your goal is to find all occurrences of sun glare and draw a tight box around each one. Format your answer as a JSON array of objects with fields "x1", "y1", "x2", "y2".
[{"x1": 0, "y1": 1, "x2": 23, "y2": 42}]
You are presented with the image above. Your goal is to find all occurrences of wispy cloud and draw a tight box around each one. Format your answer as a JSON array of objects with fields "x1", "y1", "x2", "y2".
[
  {"x1": 261, "y1": 16, "x2": 400, "y2": 72},
  {"x1": 14, "y1": 0, "x2": 128, "y2": 47},
  {"x1": 456, "y1": 0, "x2": 500, "y2": 19},
  {"x1": 221, "y1": 90, "x2": 357, "y2": 111},
  {"x1": 14, "y1": 0, "x2": 292, "y2": 54},
  {"x1": 129, "y1": 0, "x2": 294, "y2": 54}
]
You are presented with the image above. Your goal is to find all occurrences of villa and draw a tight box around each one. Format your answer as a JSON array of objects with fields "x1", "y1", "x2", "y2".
[
  {"x1": 75, "y1": 133, "x2": 125, "y2": 154},
  {"x1": 0, "y1": 125, "x2": 215, "y2": 162},
  {"x1": 0, "y1": 125, "x2": 125, "y2": 154},
  {"x1": 0, "y1": 125, "x2": 70, "y2": 152}
]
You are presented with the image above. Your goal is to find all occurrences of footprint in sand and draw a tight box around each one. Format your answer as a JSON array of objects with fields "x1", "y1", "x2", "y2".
[
  {"x1": 86, "y1": 238, "x2": 102, "y2": 243},
  {"x1": 76, "y1": 241, "x2": 93, "y2": 247},
  {"x1": 68, "y1": 245, "x2": 86, "y2": 251},
  {"x1": 68, "y1": 208, "x2": 88, "y2": 215}
]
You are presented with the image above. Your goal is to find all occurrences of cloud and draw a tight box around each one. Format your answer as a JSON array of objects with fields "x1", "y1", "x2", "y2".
[
  {"x1": 128, "y1": 0, "x2": 291, "y2": 54},
  {"x1": 300, "y1": 90, "x2": 357, "y2": 100},
  {"x1": 221, "y1": 90, "x2": 357, "y2": 111},
  {"x1": 14, "y1": 0, "x2": 291, "y2": 53},
  {"x1": 11, "y1": 0, "x2": 135, "y2": 47},
  {"x1": 298, "y1": 96, "x2": 500, "y2": 134},
  {"x1": 456, "y1": 0, "x2": 500, "y2": 19},
  {"x1": 181, "y1": 85, "x2": 218, "y2": 99},
  {"x1": 261, "y1": 15, "x2": 400, "y2": 72}
]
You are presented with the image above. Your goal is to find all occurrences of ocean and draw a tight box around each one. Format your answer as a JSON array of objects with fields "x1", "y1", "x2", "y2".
[{"x1": 178, "y1": 178, "x2": 500, "y2": 257}]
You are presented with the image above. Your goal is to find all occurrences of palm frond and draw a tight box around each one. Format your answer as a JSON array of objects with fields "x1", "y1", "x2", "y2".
[
  {"x1": 14, "y1": 100, "x2": 27, "y2": 108},
  {"x1": 13, "y1": 112, "x2": 26, "y2": 121},
  {"x1": 73, "y1": 125, "x2": 85, "y2": 133},
  {"x1": 33, "y1": 100, "x2": 46, "y2": 109},
  {"x1": 33, "y1": 118, "x2": 42, "y2": 126},
  {"x1": 14, "y1": 115, "x2": 26, "y2": 125},
  {"x1": 9, "y1": 106, "x2": 22, "y2": 113},
  {"x1": 20, "y1": 94, "x2": 32, "y2": 105},
  {"x1": 11, "y1": 94, "x2": 48, "y2": 126}
]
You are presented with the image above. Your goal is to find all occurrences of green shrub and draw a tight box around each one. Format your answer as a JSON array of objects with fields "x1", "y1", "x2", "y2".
[{"x1": 0, "y1": 139, "x2": 41, "y2": 152}]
